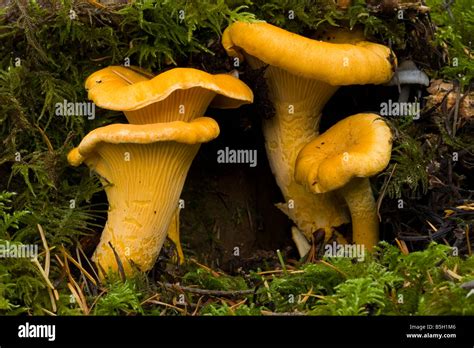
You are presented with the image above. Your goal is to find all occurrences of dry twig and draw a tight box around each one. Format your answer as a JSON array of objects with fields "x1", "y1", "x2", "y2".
[{"x1": 158, "y1": 282, "x2": 254, "y2": 297}]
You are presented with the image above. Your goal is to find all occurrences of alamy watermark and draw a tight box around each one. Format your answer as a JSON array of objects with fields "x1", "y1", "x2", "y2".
[
  {"x1": 55, "y1": 99, "x2": 95, "y2": 120},
  {"x1": 0, "y1": 241, "x2": 38, "y2": 259},
  {"x1": 324, "y1": 242, "x2": 365, "y2": 261},
  {"x1": 217, "y1": 147, "x2": 257, "y2": 168},
  {"x1": 380, "y1": 100, "x2": 420, "y2": 120},
  {"x1": 18, "y1": 322, "x2": 55, "y2": 341}
]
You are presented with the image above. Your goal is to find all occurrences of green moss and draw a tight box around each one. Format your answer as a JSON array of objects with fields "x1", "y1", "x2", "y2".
[
  {"x1": 201, "y1": 302, "x2": 262, "y2": 316},
  {"x1": 426, "y1": 0, "x2": 474, "y2": 86},
  {"x1": 93, "y1": 279, "x2": 144, "y2": 315},
  {"x1": 251, "y1": 243, "x2": 473, "y2": 316},
  {"x1": 419, "y1": 282, "x2": 474, "y2": 315},
  {"x1": 182, "y1": 268, "x2": 248, "y2": 291}
]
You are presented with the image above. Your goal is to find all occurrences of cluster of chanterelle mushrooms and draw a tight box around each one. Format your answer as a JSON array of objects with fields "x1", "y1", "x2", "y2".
[
  {"x1": 223, "y1": 22, "x2": 395, "y2": 257},
  {"x1": 68, "y1": 67, "x2": 253, "y2": 277},
  {"x1": 69, "y1": 21, "x2": 397, "y2": 277}
]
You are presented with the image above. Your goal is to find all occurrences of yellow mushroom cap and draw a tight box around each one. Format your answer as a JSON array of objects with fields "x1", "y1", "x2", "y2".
[
  {"x1": 67, "y1": 117, "x2": 219, "y2": 166},
  {"x1": 222, "y1": 21, "x2": 395, "y2": 86},
  {"x1": 295, "y1": 113, "x2": 392, "y2": 193},
  {"x1": 85, "y1": 66, "x2": 253, "y2": 112}
]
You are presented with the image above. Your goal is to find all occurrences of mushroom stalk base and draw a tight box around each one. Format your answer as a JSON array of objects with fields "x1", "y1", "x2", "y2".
[
  {"x1": 291, "y1": 227, "x2": 311, "y2": 257},
  {"x1": 91, "y1": 142, "x2": 199, "y2": 276},
  {"x1": 339, "y1": 177, "x2": 379, "y2": 251}
]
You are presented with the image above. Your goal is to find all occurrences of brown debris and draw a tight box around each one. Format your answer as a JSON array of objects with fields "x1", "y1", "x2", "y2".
[
  {"x1": 335, "y1": 0, "x2": 352, "y2": 9},
  {"x1": 426, "y1": 79, "x2": 474, "y2": 120}
]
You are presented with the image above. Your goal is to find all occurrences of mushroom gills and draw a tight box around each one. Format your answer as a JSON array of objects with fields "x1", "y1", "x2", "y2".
[
  {"x1": 92, "y1": 141, "x2": 199, "y2": 275},
  {"x1": 67, "y1": 117, "x2": 220, "y2": 277}
]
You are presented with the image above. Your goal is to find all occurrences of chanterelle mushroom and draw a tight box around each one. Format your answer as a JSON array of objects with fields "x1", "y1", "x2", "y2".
[
  {"x1": 295, "y1": 113, "x2": 393, "y2": 250},
  {"x1": 68, "y1": 118, "x2": 219, "y2": 276},
  {"x1": 84, "y1": 66, "x2": 253, "y2": 264},
  {"x1": 85, "y1": 66, "x2": 253, "y2": 123},
  {"x1": 222, "y1": 21, "x2": 395, "y2": 249}
]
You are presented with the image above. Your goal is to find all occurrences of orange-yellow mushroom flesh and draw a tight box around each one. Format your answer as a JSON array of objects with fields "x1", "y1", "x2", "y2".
[
  {"x1": 222, "y1": 22, "x2": 395, "y2": 247},
  {"x1": 85, "y1": 66, "x2": 253, "y2": 124},
  {"x1": 81, "y1": 66, "x2": 253, "y2": 268},
  {"x1": 67, "y1": 118, "x2": 219, "y2": 276},
  {"x1": 295, "y1": 113, "x2": 393, "y2": 250}
]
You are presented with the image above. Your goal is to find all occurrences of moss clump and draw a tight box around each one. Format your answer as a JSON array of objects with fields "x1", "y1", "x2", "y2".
[
  {"x1": 103, "y1": 242, "x2": 474, "y2": 316},
  {"x1": 93, "y1": 279, "x2": 144, "y2": 315},
  {"x1": 182, "y1": 268, "x2": 247, "y2": 291},
  {"x1": 247, "y1": 242, "x2": 472, "y2": 316},
  {"x1": 426, "y1": 0, "x2": 474, "y2": 86}
]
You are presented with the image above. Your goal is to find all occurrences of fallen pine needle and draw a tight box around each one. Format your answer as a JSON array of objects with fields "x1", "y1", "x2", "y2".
[
  {"x1": 444, "y1": 267, "x2": 463, "y2": 281},
  {"x1": 47, "y1": 288, "x2": 57, "y2": 313},
  {"x1": 298, "y1": 287, "x2": 313, "y2": 305},
  {"x1": 192, "y1": 296, "x2": 205, "y2": 316},
  {"x1": 62, "y1": 250, "x2": 90, "y2": 314},
  {"x1": 41, "y1": 307, "x2": 57, "y2": 316},
  {"x1": 426, "y1": 220, "x2": 438, "y2": 232},
  {"x1": 55, "y1": 254, "x2": 64, "y2": 267},
  {"x1": 257, "y1": 269, "x2": 304, "y2": 276},
  {"x1": 76, "y1": 244, "x2": 101, "y2": 283},
  {"x1": 318, "y1": 259, "x2": 348, "y2": 277},
  {"x1": 37, "y1": 224, "x2": 50, "y2": 276},
  {"x1": 148, "y1": 300, "x2": 186, "y2": 314},
  {"x1": 31, "y1": 257, "x2": 55, "y2": 290},
  {"x1": 158, "y1": 282, "x2": 254, "y2": 297},
  {"x1": 229, "y1": 298, "x2": 247, "y2": 310},
  {"x1": 427, "y1": 270, "x2": 434, "y2": 285},
  {"x1": 263, "y1": 279, "x2": 272, "y2": 301},
  {"x1": 140, "y1": 293, "x2": 160, "y2": 306},
  {"x1": 466, "y1": 225, "x2": 472, "y2": 256},
  {"x1": 61, "y1": 246, "x2": 97, "y2": 286},
  {"x1": 88, "y1": 290, "x2": 107, "y2": 313},
  {"x1": 53, "y1": 289, "x2": 59, "y2": 302},
  {"x1": 395, "y1": 238, "x2": 410, "y2": 255},
  {"x1": 67, "y1": 282, "x2": 88, "y2": 315},
  {"x1": 189, "y1": 258, "x2": 223, "y2": 277},
  {"x1": 261, "y1": 310, "x2": 305, "y2": 316}
]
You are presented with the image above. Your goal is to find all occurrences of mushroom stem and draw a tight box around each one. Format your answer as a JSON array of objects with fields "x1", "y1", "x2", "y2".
[
  {"x1": 338, "y1": 177, "x2": 379, "y2": 250},
  {"x1": 398, "y1": 86, "x2": 411, "y2": 103},
  {"x1": 91, "y1": 142, "x2": 199, "y2": 276},
  {"x1": 247, "y1": 56, "x2": 349, "y2": 240},
  {"x1": 269, "y1": 99, "x2": 349, "y2": 238}
]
